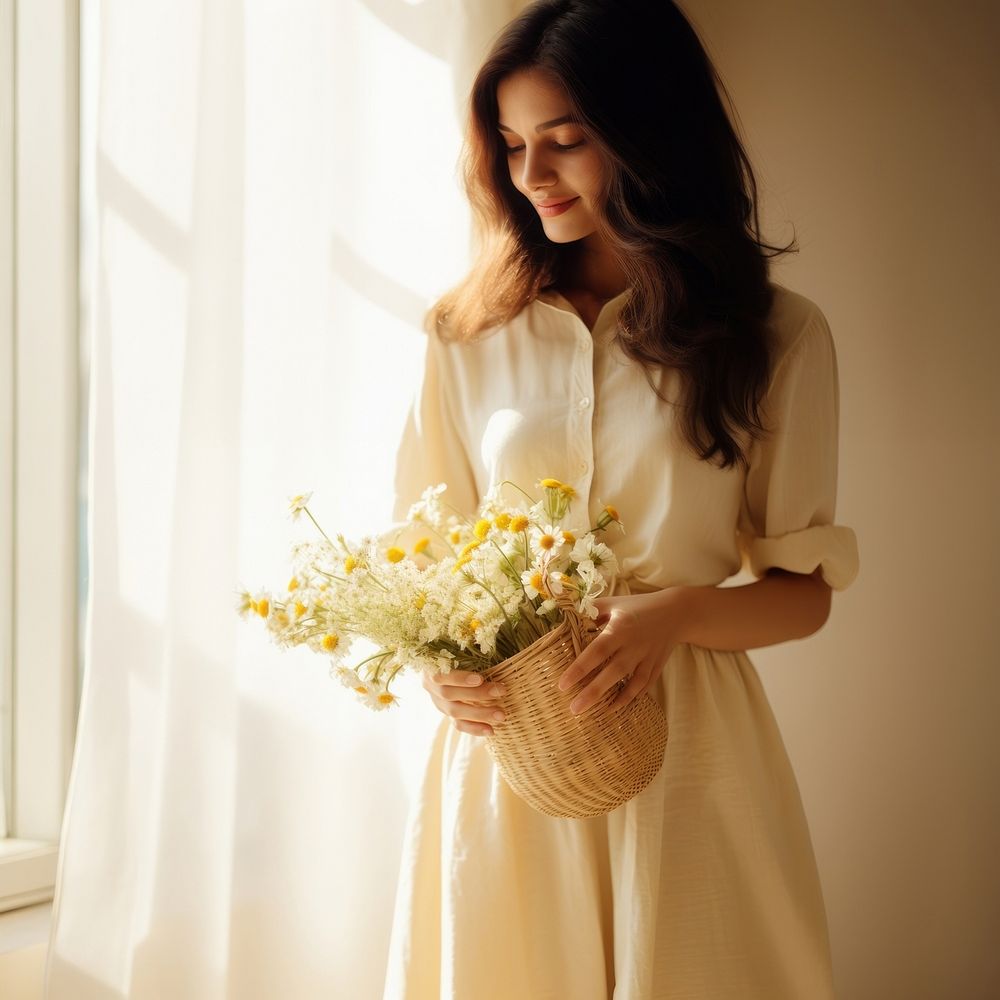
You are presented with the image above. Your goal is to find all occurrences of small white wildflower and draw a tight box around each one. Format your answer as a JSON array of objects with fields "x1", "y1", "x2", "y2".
[
  {"x1": 571, "y1": 536, "x2": 618, "y2": 578},
  {"x1": 531, "y1": 523, "x2": 568, "y2": 555},
  {"x1": 521, "y1": 566, "x2": 546, "y2": 600},
  {"x1": 358, "y1": 682, "x2": 399, "y2": 712},
  {"x1": 235, "y1": 587, "x2": 255, "y2": 620},
  {"x1": 406, "y1": 482, "x2": 449, "y2": 528},
  {"x1": 288, "y1": 492, "x2": 313, "y2": 520},
  {"x1": 330, "y1": 664, "x2": 364, "y2": 690}
]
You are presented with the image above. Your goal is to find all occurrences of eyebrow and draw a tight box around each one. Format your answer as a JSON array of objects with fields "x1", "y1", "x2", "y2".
[{"x1": 497, "y1": 115, "x2": 577, "y2": 133}]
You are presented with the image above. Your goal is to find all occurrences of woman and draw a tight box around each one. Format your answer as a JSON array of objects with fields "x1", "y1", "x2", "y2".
[{"x1": 386, "y1": 2, "x2": 859, "y2": 997}]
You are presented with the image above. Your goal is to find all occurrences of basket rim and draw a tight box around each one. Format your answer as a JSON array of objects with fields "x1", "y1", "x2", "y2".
[{"x1": 484, "y1": 593, "x2": 600, "y2": 672}]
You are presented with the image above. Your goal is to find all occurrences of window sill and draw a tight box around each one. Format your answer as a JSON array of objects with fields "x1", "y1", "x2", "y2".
[{"x1": 0, "y1": 841, "x2": 57, "y2": 917}]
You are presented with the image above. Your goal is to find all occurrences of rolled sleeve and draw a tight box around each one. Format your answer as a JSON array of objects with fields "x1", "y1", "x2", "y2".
[{"x1": 737, "y1": 305, "x2": 860, "y2": 591}]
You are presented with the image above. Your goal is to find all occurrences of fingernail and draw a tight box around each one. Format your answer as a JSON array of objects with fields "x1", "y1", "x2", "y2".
[
  {"x1": 468, "y1": 675, "x2": 483, "y2": 685},
  {"x1": 492, "y1": 711, "x2": 505, "y2": 722},
  {"x1": 570, "y1": 699, "x2": 583, "y2": 714}
]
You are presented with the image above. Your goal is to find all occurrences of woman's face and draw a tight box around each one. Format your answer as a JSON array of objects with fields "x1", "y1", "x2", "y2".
[{"x1": 495, "y1": 67, "x2": 607, "y2": 244}]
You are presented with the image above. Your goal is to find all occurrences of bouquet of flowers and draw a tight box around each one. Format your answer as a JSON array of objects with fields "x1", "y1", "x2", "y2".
[
  {"x1": 237, "y1": 477, "x2": 668, "y2": 818},
  {"x1": 236, "y1": 477, "x2": 623, "y2": 707}
]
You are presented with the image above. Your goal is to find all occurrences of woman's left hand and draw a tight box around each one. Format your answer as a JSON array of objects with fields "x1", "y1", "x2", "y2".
[{"x1": 556, "y1": 589, "x2": 685, "y2": 714}]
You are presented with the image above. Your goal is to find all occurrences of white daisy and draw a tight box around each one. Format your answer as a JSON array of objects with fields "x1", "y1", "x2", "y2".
[
  {"x1": 530, "y1": 523, "x2": 568, "y2": 556},
  {"x1": 571, "y1": 536, "x2": 618, "y2": 578},
  {"x1": 287, "y1": 491, "x2": 313, "y2": 520},
  {"x1": 330, "y1": 664, "x2": 364, "y2": 690}
]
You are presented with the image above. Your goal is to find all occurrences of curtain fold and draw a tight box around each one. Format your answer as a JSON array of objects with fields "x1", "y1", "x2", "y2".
[{"x1": 45, "y1": 2, "x2": 517, "y2": 997}]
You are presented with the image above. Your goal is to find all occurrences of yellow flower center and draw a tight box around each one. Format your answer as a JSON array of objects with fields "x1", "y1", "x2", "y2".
[
  {"x1": 449, "y1": 529, "x2": 462, "y2": 544},
  {"x1": 494, "y1": 512, "x2": 511, "y2": 530},
  {"x1": 530, "y1": 571, "x2": 546, "y2": 594},
  {"x1": 539, "y1": 533, "x2": 557, "y2": 550},
  {"x1": 377, "y1": 692, "x2": 396, "y2": 706},
  {"x1": 562, "y1": 530, "x2": 576, "y2": 544},
  {"x1": 321, "y1": 633, "x2": 340, "y2": 651},
  {"x1": 604, "y1": 504, "x2": 620, "y2": 521},
  {"x1": 540, "y1": 478, "x2": 563, "y2": 489},
  {"x1": 413, "y1": 593, "x2": 427, "y2": 609},
  {"x1": 413, "y1": 537, "x2": 430, "y2": 554},
  {"x1": 386, "y1": 547, "x2": 406, "y2": 563},
  {"x1": 559, "y1": 484, "x2": 577, "y2": 499},
  {"x1": 287, "y1": 576, "x2": 299, "y2": 591},
  {"x1": 344, "y1": 556, "x2": 357, "y2": 574},
  {"x1": 459, "y1": 539, "x2": 482, "y2": 558},
  {"x1": 255, "y1": 598, "x2": 270, "y2": 618},
  {"x1": 510, "y1": 515, "x2": 529, "y2": 533},
  {"x1": 473, "y1": 519, "x2": 491, "y2": 540},
  {"x1": 353, "y1": 684, "x2": 367, "y2": 694},
  {"x1": 294, "y1": 601, "x2": 308, "y2": 618}
]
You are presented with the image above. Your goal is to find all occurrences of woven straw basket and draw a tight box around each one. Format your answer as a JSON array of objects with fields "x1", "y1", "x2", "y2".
[{"x1": 480, "y1": 590, "x2": 668, "y2": 819}]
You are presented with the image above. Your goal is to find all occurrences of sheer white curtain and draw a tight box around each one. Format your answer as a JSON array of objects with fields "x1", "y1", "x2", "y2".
[{"x1": 45, "y1": 2, "x2": 516, "y2": 996}]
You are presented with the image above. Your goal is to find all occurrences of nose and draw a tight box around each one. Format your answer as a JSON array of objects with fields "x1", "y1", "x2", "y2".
[{"x1": 520, "y1": 146, "x2": 555, "y2": 192}]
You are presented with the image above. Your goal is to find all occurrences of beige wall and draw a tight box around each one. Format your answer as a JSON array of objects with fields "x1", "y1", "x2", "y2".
[{"x1": 681, "y1": 2, "x2": 999, "y2": 997}]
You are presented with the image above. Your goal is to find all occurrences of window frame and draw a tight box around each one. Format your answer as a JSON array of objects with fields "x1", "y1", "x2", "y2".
[{"x1": 0, "y1": 0, "x2": 81, "y2": 914}]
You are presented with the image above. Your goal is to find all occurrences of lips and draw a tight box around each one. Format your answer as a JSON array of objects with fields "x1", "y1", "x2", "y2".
[{"x1": 534, "y1": 196, "x2": 580, "y2": 218}]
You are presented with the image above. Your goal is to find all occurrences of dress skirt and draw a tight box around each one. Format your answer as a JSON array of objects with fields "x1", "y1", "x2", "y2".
[{"x1": 382, "y1": 593, "x2": 838, "y2": 999}]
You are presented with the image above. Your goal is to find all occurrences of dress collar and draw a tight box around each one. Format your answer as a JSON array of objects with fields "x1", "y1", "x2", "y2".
[{"x1": 534, "y1": 286, "x2": 633, "y2": 336}]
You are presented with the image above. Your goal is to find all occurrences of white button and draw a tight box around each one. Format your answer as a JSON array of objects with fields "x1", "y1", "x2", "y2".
[
  {"x1": 578, "y1": 396, "x2": 591, "y2": 409},
  {"x1": 578, "y1": 460, "x2": 589, "y2": 474},
  {"x1": 578, "y1": 340, "x2": 589, "y2": 352}
]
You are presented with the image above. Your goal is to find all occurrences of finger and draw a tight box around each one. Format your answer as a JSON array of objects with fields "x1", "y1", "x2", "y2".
[
  {"x1": 426, "y1": 671, "x2": 506, "y2": 702},
  {"x1": 609, "y1": 660, "x2": 653, "y2": 711},
  {"x1": 568, "y1": 656, "x2": 633, "y2": 716},
  {"x1": 435, "y1": 679, "x2": 508, "y2": 704},
  {"x1": 439, "y1": 699, "x2": 507, "y2": 726},
  {"x1": 453, "y1": 718, "x2": 495, "y2": 737},
  {"x1": 557, "y1": 638, "x2": 617, "y2": 692},
  {"x1": 430, "y1": 669, "x2": 485, "y2": 688}
]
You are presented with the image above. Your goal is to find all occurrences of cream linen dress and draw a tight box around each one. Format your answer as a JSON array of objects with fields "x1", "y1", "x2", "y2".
[{"x1": 382, "y1": 282, "x2": 860, "y2": 1000}]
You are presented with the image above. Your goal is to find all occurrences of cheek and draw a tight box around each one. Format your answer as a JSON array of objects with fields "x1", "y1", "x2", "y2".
[
  {"x1": 506, "y1": 159, "x2": 525, "y2": 191},
  {"x1": 576, "y1": 154, "x2": 606, "y2": 199}
]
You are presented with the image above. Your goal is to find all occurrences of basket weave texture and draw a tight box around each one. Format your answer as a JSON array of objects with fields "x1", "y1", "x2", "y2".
[{"x1": 480, "y1": 591, "x2": 668, "y2": 818}]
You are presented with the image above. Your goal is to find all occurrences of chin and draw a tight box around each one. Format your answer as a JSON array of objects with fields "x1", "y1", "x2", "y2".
[{"x1": 541, "y1": 223, "x2": 597, "y2": 244}]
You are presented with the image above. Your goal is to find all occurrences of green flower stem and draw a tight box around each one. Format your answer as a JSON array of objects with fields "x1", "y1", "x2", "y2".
[
  {"x1": 497, "y1": 479, "x2": 537, "y2": 506},
  {"x1": 302, "y1": 507, "x2": 335, "y2": 546},
  {"x1": 485, "y1": 535, "x2": 536, "y2": 620},
  {"x1": 357, "y1": 649, "x2": 393, "y2": 682},
  {"x1": 462, "y1": 563, "x2": 519, "y2": 637},
  {"x1": 441, "y1": 501, "x2": 477, "y2": 530},
  {"x1": 421, "y1": 522, "x2": 461, "y2": 556}
]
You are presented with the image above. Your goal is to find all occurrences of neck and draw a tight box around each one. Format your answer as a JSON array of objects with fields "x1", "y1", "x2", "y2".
[{"x1": 560, "y1": 233, "x2": 629, "y2": 300}]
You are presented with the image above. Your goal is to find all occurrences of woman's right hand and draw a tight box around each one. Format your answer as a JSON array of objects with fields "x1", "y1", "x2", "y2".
[{"x1": 421, "y1": 670, "x2": 507, "y2": 737}]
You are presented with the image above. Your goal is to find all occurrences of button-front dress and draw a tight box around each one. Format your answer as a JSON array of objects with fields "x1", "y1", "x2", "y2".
[{"x1": 382, "y1": 282, "x2": 860, "y2": 1000}]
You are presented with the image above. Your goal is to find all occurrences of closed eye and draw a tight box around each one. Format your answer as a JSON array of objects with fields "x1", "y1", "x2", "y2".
[{"x1": 504, "y1": 141, "x2": 585, "y2": 155}]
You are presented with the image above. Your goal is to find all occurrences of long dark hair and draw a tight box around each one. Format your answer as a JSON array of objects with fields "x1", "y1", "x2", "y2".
[{"x1": 426, "y1": 0, "x2": 797, "y2": 470}]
